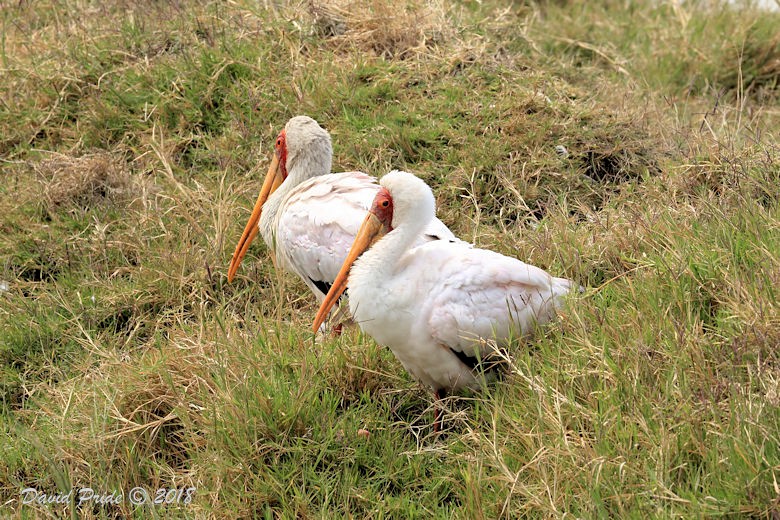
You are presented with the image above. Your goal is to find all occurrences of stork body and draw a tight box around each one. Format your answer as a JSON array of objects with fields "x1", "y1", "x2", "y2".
[
  {"x1": 228, "y1": 117, "x2": 458, "y2": 313},
  {"x1": 313, "y1": 170, "x2": 575, "y2": 427}
]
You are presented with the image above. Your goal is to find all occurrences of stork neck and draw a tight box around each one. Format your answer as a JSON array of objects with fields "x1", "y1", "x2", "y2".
[
  {"x1": 360, "y1": 213, "x2": 428, "y2": 278},
  {"x1": 257, "y1": 182, "x2": 282, "y2": 249}
]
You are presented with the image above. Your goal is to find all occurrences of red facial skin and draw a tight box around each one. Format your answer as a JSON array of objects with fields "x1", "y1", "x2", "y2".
[
  {"x1": 371, "y1": 187, "x2": 394, "y2": 232},
  {"x1": 275, "y1": 130, "x2": 288, "y2": 179}
]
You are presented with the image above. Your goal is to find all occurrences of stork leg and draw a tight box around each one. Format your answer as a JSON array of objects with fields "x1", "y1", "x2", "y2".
[
  {"x1": 327, "y1": 296, "x2": 350, "y2": 336},
  {"x1": 433, "y1": 388, "x2": 447, "y2": 433}
]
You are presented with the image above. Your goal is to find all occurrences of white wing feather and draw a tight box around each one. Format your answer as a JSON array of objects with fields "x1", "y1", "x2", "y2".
[
  {"x1": 408, "y1": 242, "x2": 572, "y2": 355},
  {"x1": 276, "y1": 171, "x2": 372, "y2": 296}
]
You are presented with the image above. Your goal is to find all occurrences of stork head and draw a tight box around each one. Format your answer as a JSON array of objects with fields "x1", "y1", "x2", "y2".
[
  {"x1": 378, "y1": 170, "x2": 436, "y2": 230},
  {"x1": 227, "y1": 115, "x2": 332, "y2": 282},
  {"x1": 283, "y1": 116, "x2": 332, "y2": 181}
]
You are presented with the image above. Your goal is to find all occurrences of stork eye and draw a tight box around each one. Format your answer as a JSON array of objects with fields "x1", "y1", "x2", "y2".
[
  {"x1": 381, "y1": 200, "x2": 389, "y2": 208},
  {"x1": 276, "y1": 137, "x2": 282, "y2": 147}
]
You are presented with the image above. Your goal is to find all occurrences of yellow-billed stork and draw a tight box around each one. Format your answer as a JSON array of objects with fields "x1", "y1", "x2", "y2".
[{"x1": 312, "y1": 170, "x2": 576, "y2": 430}]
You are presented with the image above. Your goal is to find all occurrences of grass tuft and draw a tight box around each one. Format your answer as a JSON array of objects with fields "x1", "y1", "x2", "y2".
[
  {"x1": 35, "y1": 152, "x2": 136, "y2": 211},
  {"x1": 306, "y1": 0, "x2": 454, "y2": 59}
]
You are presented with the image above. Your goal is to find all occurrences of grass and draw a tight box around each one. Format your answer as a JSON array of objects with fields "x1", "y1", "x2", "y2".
[{"x1": 1, "y1": 0, "x2": 779, "y2": 517}]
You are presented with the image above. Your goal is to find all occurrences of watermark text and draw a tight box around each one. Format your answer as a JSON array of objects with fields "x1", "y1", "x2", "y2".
[{"x1": 20, "y1": 486, "x2": 196, "y2": 507}]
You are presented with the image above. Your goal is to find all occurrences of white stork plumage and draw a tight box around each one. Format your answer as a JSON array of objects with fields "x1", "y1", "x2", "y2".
[
  {"x1": 312, "y1": 170, "x2": 576, "y2": 430},
  {"x1": 227, "y1": 117, "x2": 459, "y2": 327}
]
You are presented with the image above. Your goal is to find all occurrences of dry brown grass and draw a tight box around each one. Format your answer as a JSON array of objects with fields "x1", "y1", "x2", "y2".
[
  {"x1": 34, "y1": 152, "x2": 136, "y2": 210},
  {"x1": 305, "y1": 0, "x2": 455, "y2": 58}
]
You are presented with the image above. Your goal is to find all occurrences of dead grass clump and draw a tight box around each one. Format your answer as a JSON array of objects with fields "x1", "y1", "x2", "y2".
[
  {"x1": 113, "y1": 374, "x2": 191, "y2": 471},
  {"x1": 306, "y1": 0, "x2": 453, "y2": 58},
  {"x1": 92, "y1": 339, "x2": 210, "y2": 476},
  {"x1": 715, "y1": 23, "x2": 780, "y2": 102},
  {"x1": 34, "y1": 152, "x2": 135, "y2": 211}
]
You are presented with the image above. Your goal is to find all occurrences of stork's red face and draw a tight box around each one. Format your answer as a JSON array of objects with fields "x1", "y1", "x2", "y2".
[
  {"x1": 311, "y1": 187, "x2": 394, "y2": 332},
  {"x1": 227, "y1": 128, "x2": 289, "y2": 282},
  {"x1": 370, "y1": 187, "x2": 394, "y2": 231},
  {"x1": 275, "y1": 129, "x2": 289, "y2": 179}
]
